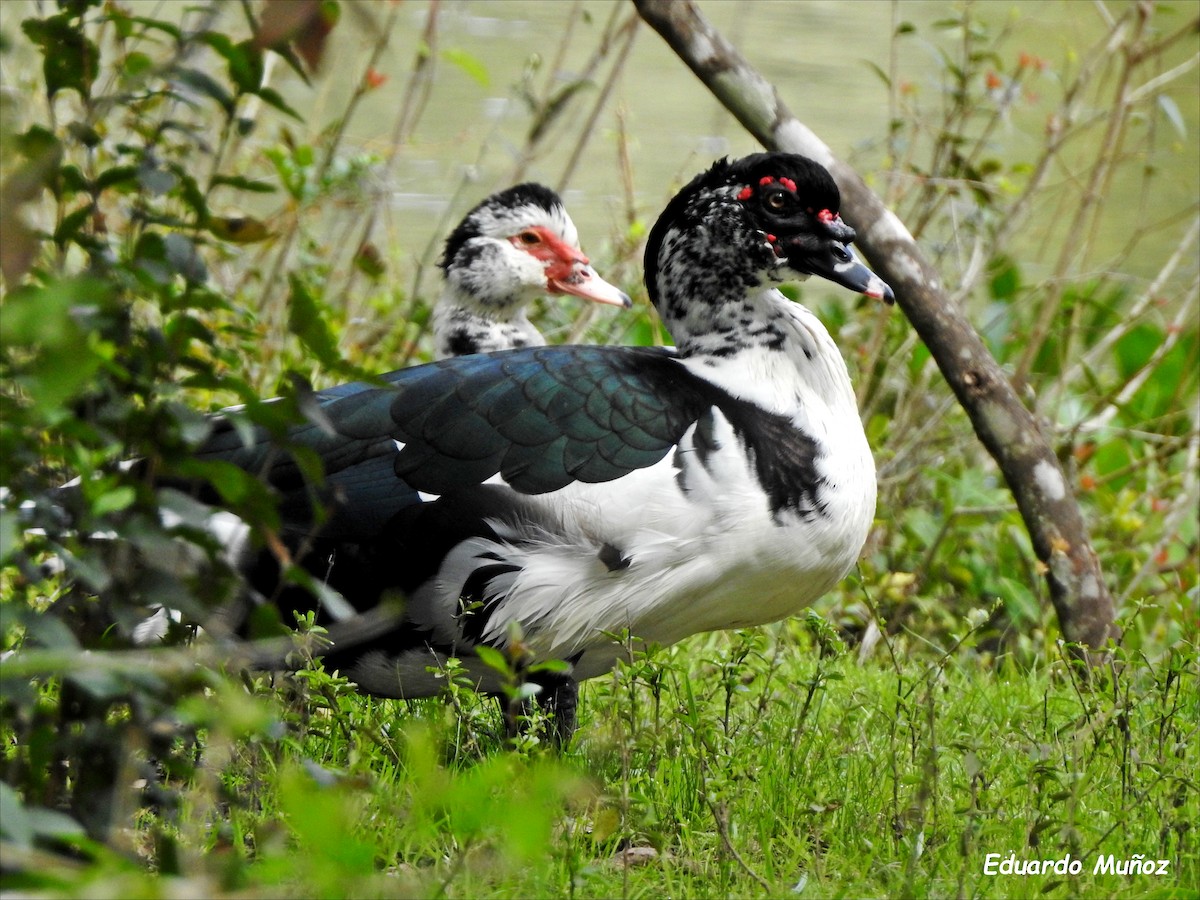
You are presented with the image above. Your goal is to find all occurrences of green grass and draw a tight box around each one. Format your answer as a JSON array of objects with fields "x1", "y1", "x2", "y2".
[{"x1": 12, "y1": 614, "x2": 1191, "y2": 899}]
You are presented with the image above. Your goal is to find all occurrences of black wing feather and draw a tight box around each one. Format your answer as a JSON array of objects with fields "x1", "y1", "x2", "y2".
[{"x1": 198, "y1": 345, "x2": 712, "y2": 508}]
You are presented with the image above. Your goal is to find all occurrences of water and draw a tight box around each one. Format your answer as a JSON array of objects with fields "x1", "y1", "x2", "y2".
[
  {"x1": 3, "y1": 0, "x2": 1195, "y2": 285},
  {"x1": 269, "y1": 0, "x2": 1196, "y2": 288},
  {"x1": 300, "y1": 0, "x2": 926, "y2": 254}
]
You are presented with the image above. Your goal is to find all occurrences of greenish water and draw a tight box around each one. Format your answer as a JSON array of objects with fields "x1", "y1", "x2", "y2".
[
  {"x1": 287, "y1": 0, "x2": 1197, "y2": 287},
  {"x1": 299, "y1": 0, "x2": 939, "y2": 253},
  {"x1": 3, "y1": 0, "x2": 1195, "y2": 285}
]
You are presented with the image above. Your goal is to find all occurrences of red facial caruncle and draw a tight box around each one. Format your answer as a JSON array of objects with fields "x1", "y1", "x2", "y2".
[
  {"x1": 509, "y1": 225, "x2": 588, "y2": 278},
  {"x1": 739, "y1": 175, "x2": 800, "y2": 203},
  {"x1": 510, "y1": 225, "x2": 630, "y2": 308}
]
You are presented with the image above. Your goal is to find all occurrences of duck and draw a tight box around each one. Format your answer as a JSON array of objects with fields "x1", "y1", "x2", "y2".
[
  {"x1": 198, "y1": 152, "x2": 893, "y2": 741},
  {"x1": 431, "y1": 182, "x2": 630, "y2": 358}
]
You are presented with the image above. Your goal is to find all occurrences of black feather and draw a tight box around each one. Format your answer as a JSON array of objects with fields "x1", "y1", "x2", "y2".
[{"x1": 643, "y1": 153, "x2": 843, "y2": 306}]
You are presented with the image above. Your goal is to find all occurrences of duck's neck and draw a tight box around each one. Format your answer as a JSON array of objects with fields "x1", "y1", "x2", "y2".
[
  {"x1": 671, "y1": 286, "x2": 861, "y2": 425},
  {"x1": 432, "y1": 285, "x2": 540, "y2": 358},
  {"x1": 662, "y1": 282, "x2": 794, "y2": 360},
  {"x1": 651, "y1": 213, "x2": 792, "y2": 359}
]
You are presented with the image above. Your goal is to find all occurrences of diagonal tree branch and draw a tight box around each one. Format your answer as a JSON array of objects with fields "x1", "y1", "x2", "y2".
[{"x1": 633, "y1": 0, "x2": 1117, "y2": 658}]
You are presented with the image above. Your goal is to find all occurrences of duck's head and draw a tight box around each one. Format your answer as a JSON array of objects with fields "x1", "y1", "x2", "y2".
[
  {"x1": 440, "y1": 183, "x2": 631, "y2": 317},
  {"x1": 644, "y1": 153, "x2": 894, "y2": 314}
]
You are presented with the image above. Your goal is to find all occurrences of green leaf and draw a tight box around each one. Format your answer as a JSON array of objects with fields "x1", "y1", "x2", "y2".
[
  {"x1": 210, "y1": 174, "x2": 278, "y2": 194},
  {"x1": 528, "y1": 80, "x2": 592, "y2": 144},
  {"x1": 353, "y1": 242, "x2": 386, "y2": 279},
  {"x1": 442, "y1": 47, "x2": 490, "y2": 87},
  {"x1": 114, "y1": 14, "x2": 182, "y2": 41},
  {"x1": 52, "y1": 203, "x2": 94, "y2": 247},
  {"x1": 169, "y1": 165, "x2": 209, "y2": 219},
  {"x1": 1114, "y1": 323, "x2": 1162, "y2": 379},
  {"x1": 208, "y1": 215, "x2": 272, "y2": 243},
  {"x1": 58, "y1": 0, "x2": 102, "y2": 19},
  {"x1": 474, "y1": 645, "x2": 509, "y2": 675},
  {"x1": 15, "y1": 343, "x2": 104, "y2": 415},
  {"x1": 173, "y1": 460, "x2": 278, "y2": 532},
  {"x1": 278, "y1": 765, "x2": 376, "y2": 882},
  {"x1": 1091, "y1": 439, "x2": 1132, "y2": 484},
  {"x1": 66, "y1": 121, "x2": 101, "y2": 148},
  {"x1": 21, "y1": 13, "x2": 99, "y2": 99},
  {"x1": 121, "y1": 50, "x2": 154, "y2": 79},
  {"x1": 59, "y1": 164, "x2": 88, "y2": 194},
  {"x1": 0, "y1": 276, "x2": 110, "y2": 347},
  {"x1": 862, "y1": 60, "x2": 891, "y2": 89},
  {"x1": 94, "y1": 165, "x2": 140, "y2": 191},
  {"x1": 15, "y1": 124, "x2": 62, "y2": 166},
  {"x1": 907, "y1": 339, "x2": 932, "y2": 379},
  {"x1": 173, "y1": 67, "x2": 235, "y2": 115},
  {"x1": 528, "y1": 658, "x2": 570, "y2": 674},
  {"x1": 987, "y1": 254, "x2": 1020, "y2": 300},
  {"x1": 92, "y1": 486, "x2": 137, "y2": 517},
  {"x1": 996, "y1": 575, "x2": 1040, "y2": 625},
  {"x1": 255, "y1": 86, "x2": 304, "y2": 122},
  {"x1": 287, "y1": 275, "x2": 341, "y2": 368},
  {"x1": 200, "y1": 33, "x2": 264, "y2": 94},
  {"x1": 1119, "y1": 329, "x2": 1197, "y2": 426}
]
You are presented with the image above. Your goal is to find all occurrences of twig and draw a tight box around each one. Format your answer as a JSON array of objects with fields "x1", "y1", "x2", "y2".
[
  {"x1": 1013, "y1": 7, "x2": 1147, "y2": 391},
  {"x1": 508, "y1": 1, "x2": 626, "y2": 184},
  {"x1": 1075, "y1": 272, "x2": 1200, "y2": 434},
  {"x1": 332, "y1": 1, "x2": 441, "y2": 343},
  {"x1": 705, "y1": 791, "x2": 772, "y2": 892},
  {"x1": 1063, "y1": 216, "x2": 1200, "y2": 389},
  {"x1": 1119, "y1": 428, "x2": 1200, "y2": 605},
  {"x1": 556, "y1": 14, "x2": 640, "y2": 192},
  {"x1": 544, "y1": 0, "x2": 585, "y2": 102}
]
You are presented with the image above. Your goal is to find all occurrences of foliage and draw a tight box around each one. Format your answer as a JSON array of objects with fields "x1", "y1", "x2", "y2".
[
  {"x1": 0, "y1": 1, "x2": 1195, "y2": 898},
  {"x1": 0, "y1": 0, "x2": 400, "y2": 863},
  {"x1": 843, "y1": 2, "x2": 1198, "y2": 662}
]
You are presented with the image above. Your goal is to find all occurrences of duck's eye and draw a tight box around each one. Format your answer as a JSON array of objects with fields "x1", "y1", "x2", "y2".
[
  {"x1": 518, "y1": 230, "x2": 541, "y2": 245},
  {"x1": 765, "y1": 190, "x2": 789, "y2": 210}
]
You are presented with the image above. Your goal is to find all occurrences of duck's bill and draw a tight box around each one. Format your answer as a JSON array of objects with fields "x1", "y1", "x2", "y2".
[
  {"x1": 548, "y1": 266, "x2": 633, "y2": 308},
  {"x1": 797, "y1": 242, "x2": 895, "y2": 304}
]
